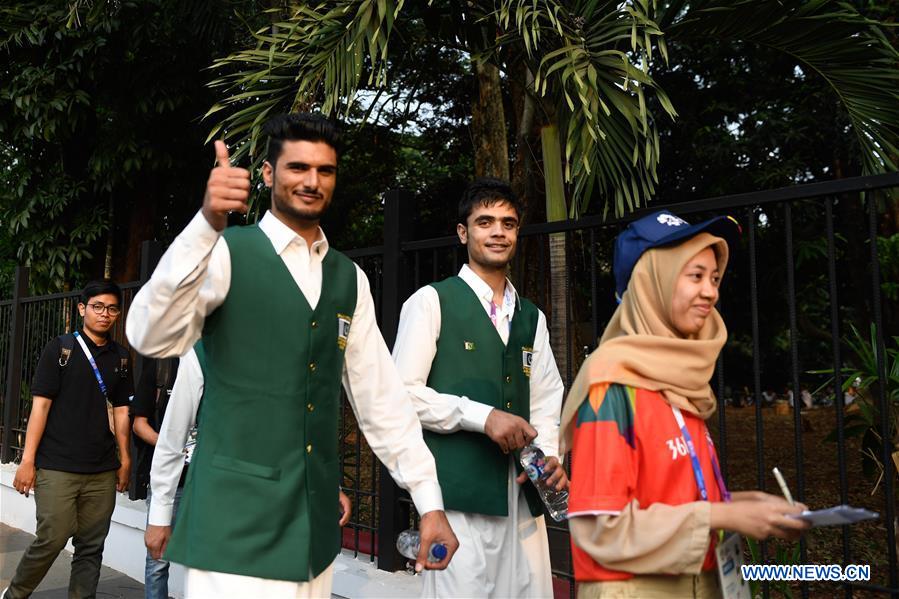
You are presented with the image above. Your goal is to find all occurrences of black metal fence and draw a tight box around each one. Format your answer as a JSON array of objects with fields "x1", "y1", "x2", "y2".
[{"x1": 2, "y1": 173, "x2": 897, "y2": 598}]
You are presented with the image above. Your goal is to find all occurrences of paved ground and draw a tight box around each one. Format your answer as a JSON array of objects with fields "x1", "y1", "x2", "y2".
[{"x1": 0, "y1": 523, "x2": 144, "y2": 598}]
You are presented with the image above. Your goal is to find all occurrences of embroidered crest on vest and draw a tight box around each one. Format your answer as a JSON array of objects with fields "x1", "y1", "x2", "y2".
[
  {"x1": 522, "y1": 346, "x2": 534, "y2": 377},
  {"x1": 464, "y1": 341, "x2": 476, "y2": 351},
  {"x1": 337, "y1": 313, "x2": 352, "y2": 350}
]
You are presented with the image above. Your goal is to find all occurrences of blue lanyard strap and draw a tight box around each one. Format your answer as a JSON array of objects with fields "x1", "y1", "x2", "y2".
[
  {"x1": 704, "y1": 428, "x2": 732, "y2": 502},
  {"x1": 671, "y1": 405, "x2": 731, "y2": 502},
  {"x1": 73, "y1": 331, "x2": 108, "y2": 398}
]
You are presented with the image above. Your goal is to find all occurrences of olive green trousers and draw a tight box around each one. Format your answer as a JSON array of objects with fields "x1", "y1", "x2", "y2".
[{"x1": 6, "y1": 468, "x2": 117, "y2": 599}]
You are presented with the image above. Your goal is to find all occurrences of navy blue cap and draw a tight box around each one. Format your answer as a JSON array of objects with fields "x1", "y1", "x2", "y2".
[{"x1": 614, "y1": 211, "x2": 741, "y2": 302}]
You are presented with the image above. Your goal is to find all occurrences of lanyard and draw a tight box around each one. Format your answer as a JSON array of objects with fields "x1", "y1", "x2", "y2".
[
  {"x1": 73, "y1": 331, "x2": 108, "y2": 398},
  {"x1": 671, "y1": 405, "x2": 731, "y2": 502}
]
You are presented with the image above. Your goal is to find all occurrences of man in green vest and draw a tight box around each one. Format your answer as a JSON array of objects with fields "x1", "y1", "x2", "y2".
[
  {"x1": 126, "y1": 113, "x2": 457, "y2": 598},
  {"x1": 392, "y1": 178, "x2": 567, "y2": 598}
]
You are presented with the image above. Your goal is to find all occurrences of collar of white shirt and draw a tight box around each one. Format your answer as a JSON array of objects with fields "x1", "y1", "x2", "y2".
[
  {"x1": 258, "y1": 210, "x2": 329, "y2": 257},
  {"x1": 457, "y1": 263, "x2": 519, "y2": 316}
]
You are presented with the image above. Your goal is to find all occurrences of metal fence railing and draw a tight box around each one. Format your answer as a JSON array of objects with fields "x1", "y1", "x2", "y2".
[{"x1": 2, "y1": 173, "x2": 897, "y2": 598}]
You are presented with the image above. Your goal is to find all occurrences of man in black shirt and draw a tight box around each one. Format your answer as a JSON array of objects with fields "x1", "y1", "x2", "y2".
[
  {"x1": 5, "y1": 280, "x2": 133, "y2": 599},
  {"x1": 132, "y1": 356, "x2": 180, "y2": 496},
  {"x1": 131, "y1": 355, "x2": 181, "y2": 599}
]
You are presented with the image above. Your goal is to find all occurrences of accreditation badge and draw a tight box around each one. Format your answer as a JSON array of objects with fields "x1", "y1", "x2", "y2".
[
  {"x1": 716, "y1": 532, "x2": 751, "y2": 599},
  {"x1": 337, "y1": 313, "x2": 352, "y2": 350},
  {"x1": 183, "y1": 426, "x2": 199, "y2": 465},
  {"x1": 522, "y1": 346, "x2": 533, "y2": 378}
]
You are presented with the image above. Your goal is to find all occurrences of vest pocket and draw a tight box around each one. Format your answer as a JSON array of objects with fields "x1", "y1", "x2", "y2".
[{"x1": 211, "y1": 455, "x2": 281, "y2": 480}]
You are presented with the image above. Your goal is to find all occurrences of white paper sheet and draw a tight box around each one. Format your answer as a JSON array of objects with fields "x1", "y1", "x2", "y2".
[{"x1": 789, "y1": 505, "x2": 878, "y2": 527}]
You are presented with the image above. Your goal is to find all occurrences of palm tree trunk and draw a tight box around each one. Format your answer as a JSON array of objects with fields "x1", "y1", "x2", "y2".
[
  {"x1": 510, "y1": 64, "x2": 539, "y2": 220},
  {"x1": 542, "y1": 124, "x2": 569, "y2": 384},
  {"x1": 509, "y1": 62, "x2": 542, "y2": 294},
  {"x1": 471, "y1": 61, "x2": 509, "y2": 180}
]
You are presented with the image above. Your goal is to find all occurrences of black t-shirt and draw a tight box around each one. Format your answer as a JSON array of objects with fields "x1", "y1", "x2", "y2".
[
  {"x1": 131, "y1": 357, "x2": 179, "y2": 427},
  {"x1": 31, "y1": 333, "x2": 133, "y2": 473},
  {"x1": 131, "y1": 356, "x2": 184, "y2": 491}
]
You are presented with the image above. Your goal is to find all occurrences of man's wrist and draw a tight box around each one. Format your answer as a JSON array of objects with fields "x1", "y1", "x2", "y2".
[
  {"x1": 461, "y1": 399, "x2": 494, "y2": 433},
  {"x1": 136, "y1": 430, "x2": 158, "y2": 446},
  {"x1": 192, "y1": 208, "x2": 226, "y2": 238}
]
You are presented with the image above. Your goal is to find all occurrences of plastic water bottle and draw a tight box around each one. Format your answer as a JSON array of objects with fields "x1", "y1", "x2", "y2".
[
  {"x1": 519, "y1": 444, "x2": 569, "y2": 521},
  {"x1": 396, "y1": 529, "x2": 448, "y2": 563}
]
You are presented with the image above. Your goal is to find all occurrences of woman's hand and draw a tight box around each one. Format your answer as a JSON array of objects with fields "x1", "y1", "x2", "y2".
[{"x1": 711, "y1": 496, "x2": 810, "y2": 541}]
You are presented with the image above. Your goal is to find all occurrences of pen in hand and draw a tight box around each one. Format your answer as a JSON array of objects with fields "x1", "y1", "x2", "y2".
[{"x1": 772, "y1": 467, "x2": 795, "y2": 506}]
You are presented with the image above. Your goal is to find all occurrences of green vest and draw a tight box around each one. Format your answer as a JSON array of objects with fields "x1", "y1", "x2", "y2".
[
  {"x1": 425, "y1": 276, "x2": 542, "y2": 517},
  {"x1": 193, "y1": 339, "x2": 206, "y2": 377},
  {"x1": 166, "y1": 225, "x2": 358, "y2": 581}
]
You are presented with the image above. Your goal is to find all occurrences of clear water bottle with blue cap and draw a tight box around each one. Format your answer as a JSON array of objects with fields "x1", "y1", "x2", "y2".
[
  {"x1": 520, "y1": 444, "x2": 568, "y2": 521},
  {"x1": 396, "y1": 529, "x2": 448, "y2": 562}
]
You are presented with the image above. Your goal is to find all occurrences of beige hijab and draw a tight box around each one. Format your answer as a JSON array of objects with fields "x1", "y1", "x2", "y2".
[{"x1": 560, "y1": 232, "x2": 729, "y2": 453}]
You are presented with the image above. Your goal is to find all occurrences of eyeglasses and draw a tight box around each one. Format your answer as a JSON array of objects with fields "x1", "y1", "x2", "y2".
[{"x1": 86, "y1": 302, "x2": 121, "y2": 316}]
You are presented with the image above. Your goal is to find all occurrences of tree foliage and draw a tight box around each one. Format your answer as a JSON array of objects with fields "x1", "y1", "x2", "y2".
[
  {"x1": 0, "y1": 0, "x2": 261, "y2": 295},
  {"x1": 206, "y1": 1, "x2": 673, "y2": 217},
  {"x1": 206, "y1": 0, "x2": 898, "y2": 220},
  {"x1": 245, "y1": 36, "x2": 476, "y2": 245},
  {"x1": 661, "y1": 0, "x2": 899, "y2": 176},
  {"x1": 2, "y1": 0, "x2": 897, "y2": 301}
]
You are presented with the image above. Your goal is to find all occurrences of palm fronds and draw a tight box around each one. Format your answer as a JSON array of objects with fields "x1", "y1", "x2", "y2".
[
  {"x1": 205, "y1": 1, "x2": 673, "y2": 217},
  {"x1": 495, "y1": 1, "x2": 675, "y2": 217},
  {"x1": 206, "y1": 1, "x2": 404, "y2": 166},
  {"x1": 664, "y1": 0, "x2": 899, "y2": 175}
]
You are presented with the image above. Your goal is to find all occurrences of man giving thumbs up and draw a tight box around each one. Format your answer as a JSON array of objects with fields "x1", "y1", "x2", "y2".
[
  {"x1": 126, "y1": 113, "x2": 457, "y2": 598},
  {"x1": 201, "y1": 140, "x2": 251, "y2": 231}
]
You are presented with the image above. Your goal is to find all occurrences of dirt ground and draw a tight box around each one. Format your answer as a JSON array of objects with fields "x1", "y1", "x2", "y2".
[{"x1": 712, "y1": 405, "x2": 897, "y2": 598}]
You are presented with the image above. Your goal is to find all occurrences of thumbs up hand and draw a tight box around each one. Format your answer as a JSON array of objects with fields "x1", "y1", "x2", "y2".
[{"x1": 202, "y1": 140, "x2": 251, "y2": 231}]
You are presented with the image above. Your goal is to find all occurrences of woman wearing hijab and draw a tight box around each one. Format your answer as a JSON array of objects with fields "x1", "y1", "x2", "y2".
[{"x1": 562, "y1": 211, "x2": 810, "y2": 598}]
